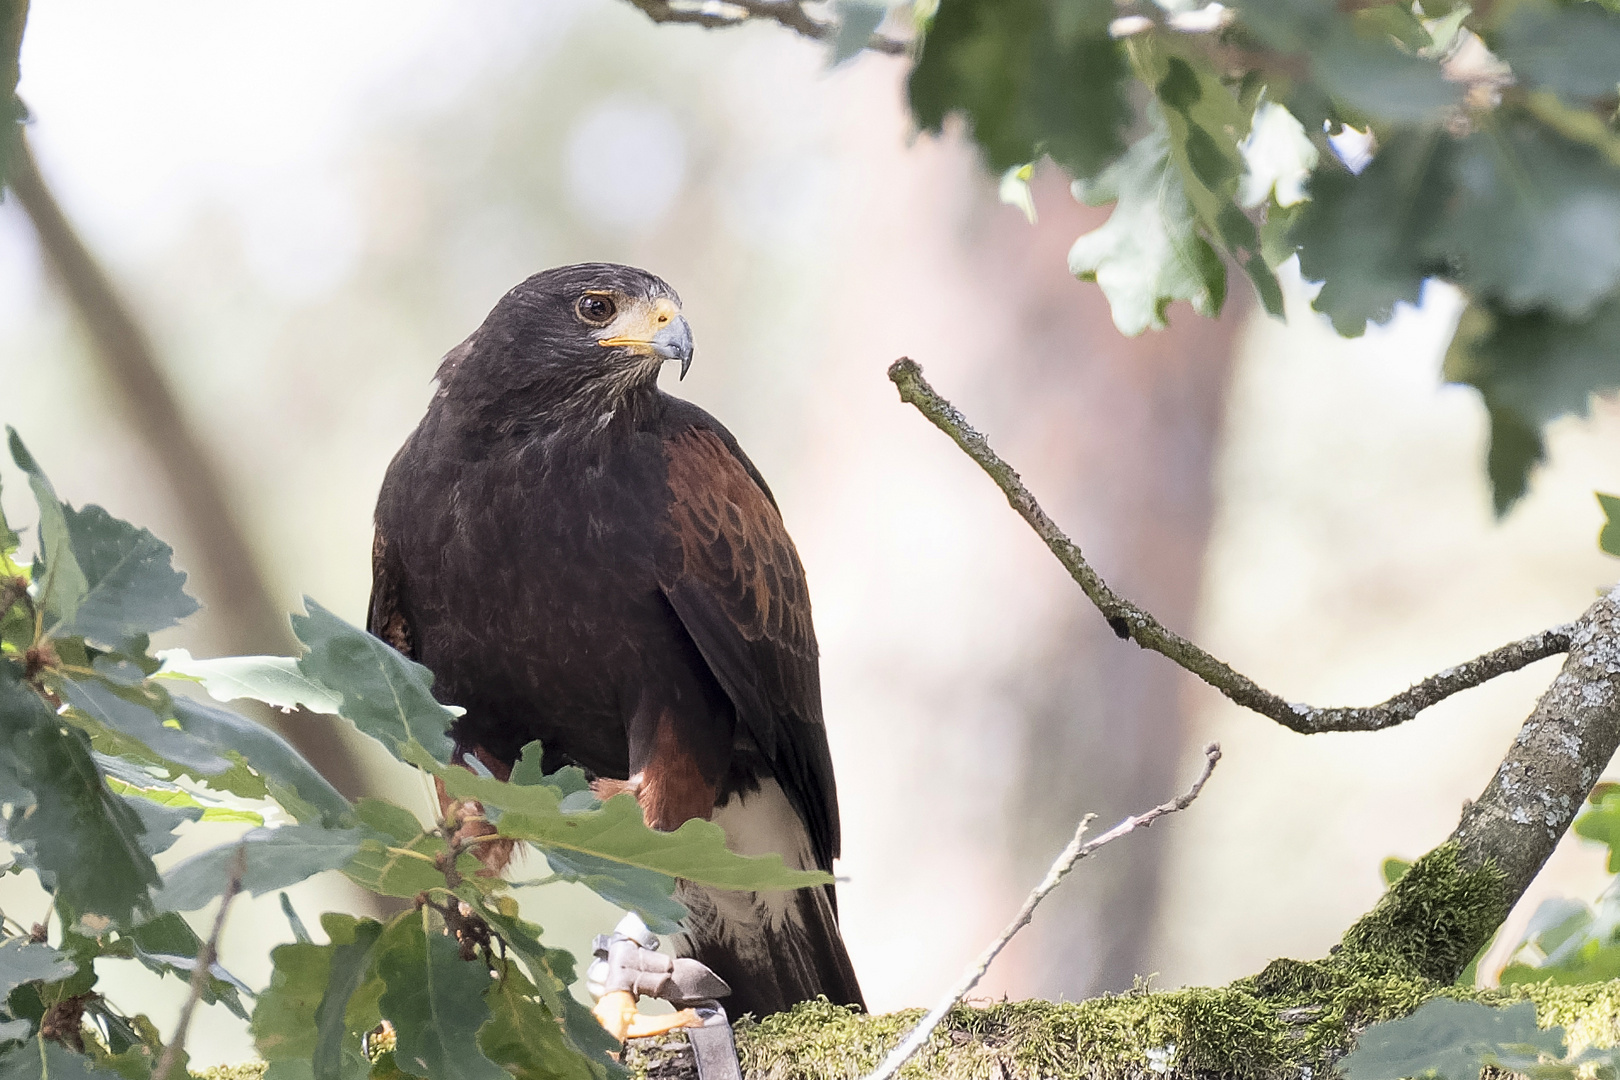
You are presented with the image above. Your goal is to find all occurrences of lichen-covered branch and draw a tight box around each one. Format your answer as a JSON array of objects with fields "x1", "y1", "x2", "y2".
[
  {"x1": 887, "y1": 358, "x2": 1573, "y2": 735},
  {"x1": 867, "y1": 744, "x2": 1222, "y2": 1080},
  {"x1": 1452, "y1": 589, "x2": 1620, "y2": 920},
  {"x1": 621, "y1": 0, "x2": 908, "y2": 55}
]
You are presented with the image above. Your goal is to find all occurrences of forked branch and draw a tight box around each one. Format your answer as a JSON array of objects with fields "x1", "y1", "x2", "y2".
[
  {"x1": 887, "y1": 358, "x2": 1573, "y2": 735},
  {"x1": 863, "y1": 744, "x2": 1223, "y2": 1080},
  {"x1": 622, "y1": 0, "x2": 908, "y2": 55}
]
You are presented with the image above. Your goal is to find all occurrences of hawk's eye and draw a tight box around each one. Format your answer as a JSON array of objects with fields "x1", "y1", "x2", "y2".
[{"x1": 576, "y1": 295, "x2": 617, "y2": 325}]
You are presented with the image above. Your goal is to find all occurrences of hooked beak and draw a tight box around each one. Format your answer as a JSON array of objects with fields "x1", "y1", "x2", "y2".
[{"x1": 652, "y1": 315, "x2": 694, "y2": 380}]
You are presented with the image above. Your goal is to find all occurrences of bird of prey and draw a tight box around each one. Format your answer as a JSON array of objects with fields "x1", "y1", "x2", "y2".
[{"x1": 368, "y1": 263, "x2": 864, "y2": 1019}]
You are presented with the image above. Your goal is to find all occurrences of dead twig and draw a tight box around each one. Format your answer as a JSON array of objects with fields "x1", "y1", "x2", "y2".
[
  {"x1": 151, "y1": 844, "x2": 247, "y2": 1080},
  {"x1": 864, "y1": 743, "x2": 1223, "y2": 1080},
  {"x1": 622, "y1": 0, "x2": 908, "y2": 55},
  {"x1": 887, "y1": 358, "x2": 1573, "y2": 735}
]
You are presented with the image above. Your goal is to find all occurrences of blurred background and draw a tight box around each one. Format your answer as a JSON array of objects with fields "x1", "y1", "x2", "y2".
[{"x1": 2, "y1": 0, "x2": 1619, "y2": 1066}]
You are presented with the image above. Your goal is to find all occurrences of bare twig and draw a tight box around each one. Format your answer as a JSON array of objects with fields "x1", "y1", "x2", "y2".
[
  {"x1": 864, "y1": 743, "x2": 1222, "y2": 1080},
  {"x1": 152, "y1": 844, "x2": 246, "y2": 1080},
  {"x1": 622, "y1": 0, "x2": 908, "y2": 55},
  {"x1": 888, "y1": 358, "x2": 1573, "y2": 735}
]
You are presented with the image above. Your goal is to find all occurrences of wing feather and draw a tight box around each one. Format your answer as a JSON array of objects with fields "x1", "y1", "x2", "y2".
[{"x1": 658, "y1": 425, "x2": 839, "y2": 871}]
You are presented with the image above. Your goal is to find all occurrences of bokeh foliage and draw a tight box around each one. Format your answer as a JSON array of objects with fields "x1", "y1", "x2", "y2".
[
  {"x1": 896, "y1": 0, "x2": 1620, "y2": 511},
  {"x1": 0, "y1": 439, "x2": 826, "y2": 1080}
]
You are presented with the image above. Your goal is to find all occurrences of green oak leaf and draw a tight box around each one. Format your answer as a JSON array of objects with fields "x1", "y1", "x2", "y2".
[
  {"x1": 280, "y1": 893, "x2": 313, "y2": 944},
  {"x1": 1069, "y1": 112, "x2": 1227, "y2": 335},
  {"x1": 155, "y1": 650, "x2": 343, "y2": 716},
  {"x1": 1575, "y1": 782, "x2": 1620, "y2": 870},
  {"x1": 57, "y1": 678, "x2": 227, "y2": 776},
  {"x1": 1599, "y1": 494, "x2": 1620, "y2": 557},
  {"x1": 0, "y1": 466, "x2": 22, "y2": 580},
  {"x1": 479, "y1": 966, "x2": 601, "y2": 1080},
  {"x1": 1354, "y1": 2, "x2": 1432, "y2": 49},
  {"x1": 1294, "y1": 127, "x2": 1455, "y2": 335},
  {"x1": 456, "y1": 893, "x2": 622, "y2": 1076},
  {"x1": 105, "y1": 777, "x2": 263, "y2": 827},
  {"x1": 1494, "y1": 896, "x2": 1620, "y2": 986},
  {"x1": 344, "y1": 799, "x2": 485, "y2": 899},
  {"x1": 459, "y1": 896, "x2": 579, "y2": 1014},
  {"x1": 1432, "y1": 113, "x2": 1620, "y2": 321},
  {"x1": 1496, "y1": 0, "x2": 1620, "y2": 105},
  {"x1": 1236, "y1": 0, "x2": 1461, "y2": 122},
  {"x1": 55, "y1": 503, "x2": 197, "y2": 649},
  {"x1": 0, "y1": 1038, "x2": 103, "y2": 1080},
  {"x1": 1342, "y1": 999, "x2": 1564, "y2": 1080},
  {"x1": 456, "y1": 916, "x2": 619, "y2": 1080},
  {"x1": 118, "y1": 794, "x2": 199, "y2": 857},
  {"x1": 1311, "y1": 24, "x2": 1462, "y2": 121},
  {"x1": 1444, "y1": 294, "x2": 1620, "y2": 512},
  {"x1": 422, "y1": 743, "x2": 831, "y2": 892},
  {"x1": 313, "y1": 917, "x2": 385, "y2": 1080},
  {"x1": 292, "y1": 599, "x2": 455, "y2": 765},
  {"x1": 376, "y1": 918, "x2": 507, "y2": 1080},
  {"x1": 1131, "y1": 37, "x2": 1282, "y2": 314},
  {"x1": 0, "y1": 668, "x2": 159, "y2": 926},
  {"x1": 164, "y1": 694, "x2": 352, "y2": 826},
  {"x1": 539, "y1": 848, "x2": 687, "y2": 934},
  {"x1": 7, "y1": 431, "x2": 88, "y2": 630},
  {"x1": 908, "y1": 0, "x2": 1129, "y2": 180},
  {"x1": 254, "y1": 914, "x2": 386, "y2": 1080},
  {"x1": 155, "y1": 825, "x2": 366, "y2": 912},
  {"x1": 3, "y1": 435, "x2": 198, "y2": 648},
  {"x1": 0, "y1": 942, "x2": 75, "y2": 999},
  {"x1": 122, "y1": 910, "x2": 250, "y2": 1018}
]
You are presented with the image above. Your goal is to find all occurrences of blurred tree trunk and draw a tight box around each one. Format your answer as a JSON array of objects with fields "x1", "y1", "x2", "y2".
[
  {"x1": 977, "y1": 173, "x2": 1245, "y2": 997},
  {"x1": 7, "y1": 134, "x2": 371, "y2": 801}
]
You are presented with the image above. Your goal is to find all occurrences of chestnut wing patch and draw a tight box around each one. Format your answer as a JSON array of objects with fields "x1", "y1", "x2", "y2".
[{"x1": 659, "y1": 426, "x2": 837, "y2": 868}]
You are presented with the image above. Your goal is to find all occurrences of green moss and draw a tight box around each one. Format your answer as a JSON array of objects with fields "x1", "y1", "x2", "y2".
[
  {"x1": 1336, "y1": 843, "x2": 1508, "y2": 984},
  {"x1": 208, "y1": 980, "x2": 1620, "y2": 1080},
  {"x1": 1505, "y1": 979, "x2": 1620, "y2": 1054},
  {"x1": 198, "y1": 1064, "x2": 267, "y2": 1080},
  {"x1": 678, "y1": 848, "x2": 1516, "y2": 1080},
  {"x1": 212, "y1": 846, "x2": 1565, "y2": 1080}
]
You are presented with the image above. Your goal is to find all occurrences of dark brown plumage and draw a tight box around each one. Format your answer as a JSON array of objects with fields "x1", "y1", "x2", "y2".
[{"x1": 369, "y1": 263, "x2": 863, "y2": 1019}]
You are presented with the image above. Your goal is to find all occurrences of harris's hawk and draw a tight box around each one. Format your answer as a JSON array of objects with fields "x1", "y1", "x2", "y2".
[{"x1": 369, "y1": 263, "x2": 864, "y2": 1019}]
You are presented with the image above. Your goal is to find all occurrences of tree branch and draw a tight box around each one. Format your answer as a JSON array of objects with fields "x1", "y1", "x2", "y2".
[
  {"x1": 1452, "y1": 591, "x2": 1620, "y2": 915},
  {"x1": 863, "y1": 743, "x2": 1222, "y2": 1080},
  {"x1": 622, "y1": 0, "x2": 908, "y2": 55},
  {"x1": 887, "y1": 357, "x2": 1573, "y2": 735},
  {"x1": 151, "y1": 844, "x2": 246, "y2": 1080}
]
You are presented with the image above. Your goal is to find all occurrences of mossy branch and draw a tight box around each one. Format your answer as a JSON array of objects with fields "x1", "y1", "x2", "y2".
[{"x1": 886, "y1": 358, "x2": 1573, "y2": 735}]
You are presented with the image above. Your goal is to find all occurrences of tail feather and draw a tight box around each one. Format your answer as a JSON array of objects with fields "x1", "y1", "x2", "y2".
[
  {"x1": 678, "y1": 879, "x2": 863, "y2": 1018},
  {"x1": 677, "y1": 779, "x2": 864, "y2": 1018}
]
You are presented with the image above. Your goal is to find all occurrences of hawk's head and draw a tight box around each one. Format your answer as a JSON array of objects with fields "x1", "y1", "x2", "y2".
[{"x1": 437, "y1": 263, "x2": 695, "y2": 421}]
